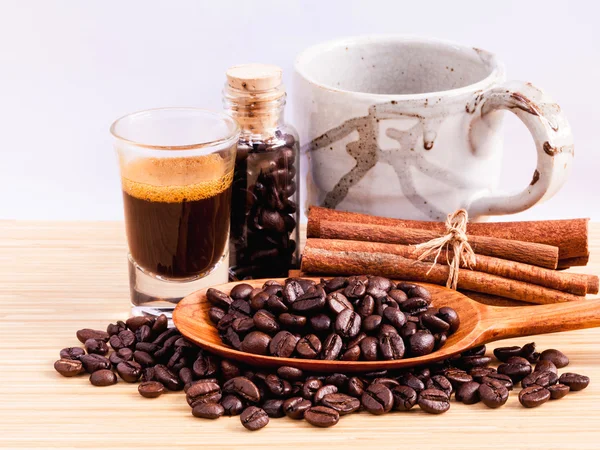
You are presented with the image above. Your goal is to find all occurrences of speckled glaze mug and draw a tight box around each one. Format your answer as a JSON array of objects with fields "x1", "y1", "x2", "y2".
[{"x1": 294, "y1": 36, "x2": 574, "y2": 221}]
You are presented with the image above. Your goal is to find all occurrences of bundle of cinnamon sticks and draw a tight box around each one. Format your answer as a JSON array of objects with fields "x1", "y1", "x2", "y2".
[{"x1": 301, "y1": 206, "x2": 599, "y2": 305}]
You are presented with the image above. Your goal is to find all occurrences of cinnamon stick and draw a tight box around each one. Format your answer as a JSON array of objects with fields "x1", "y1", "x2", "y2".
[
  {"x1": 308, "y1": 206, "x2": 589, "y2": 262},
  {"x1": 306, "y1": 239, "x2": 598, "y2": 295},
  {"x1": 300, "y1": 246, "x2": 583, "y2": 304},
  {"x1": 318, "y1": 220, "x2": 559, "y2": 270}
]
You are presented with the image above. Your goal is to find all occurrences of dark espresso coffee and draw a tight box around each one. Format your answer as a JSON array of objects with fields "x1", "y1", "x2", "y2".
[{"x1": 122, "y1": 155, "x2": 233, "y2": 279}]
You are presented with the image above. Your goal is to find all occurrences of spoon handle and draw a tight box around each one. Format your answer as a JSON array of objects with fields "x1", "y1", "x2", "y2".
[{"x1": 482, "y1": 298, "x2": 600, "y2": 341}]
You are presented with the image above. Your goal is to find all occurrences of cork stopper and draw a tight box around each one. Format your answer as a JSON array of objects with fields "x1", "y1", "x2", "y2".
[{"x1": 226, "y1": 64, "x2": 282, "y2": 92}]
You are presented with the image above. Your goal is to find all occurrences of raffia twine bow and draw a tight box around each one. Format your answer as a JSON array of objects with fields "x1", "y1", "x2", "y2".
[{"x1": 415, "y1": 209, "x2": 476, "y2": 290}]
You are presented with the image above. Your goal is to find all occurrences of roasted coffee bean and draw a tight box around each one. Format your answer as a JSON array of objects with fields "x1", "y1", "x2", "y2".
[
  {"x1": 136, "y1": 342, "x2": 160, "y2": 354},
  {"x1": 478, "y1": 379, "x2": 509, "y2": 408},
  {"x1": 230, "y1": 299, "x2": 252, "y2": 318},
  {"x1": 266, "y1": 295, "x2": 288, "y2": 314},
  {"x1": 109, "y1": 330, "x2": 136, "y2": 350},
  {"x1": 90, "y1": 369, "x2": 117, "y2": 386},
  {"x1": 250, "y1": 292, "x2": 269, "y2": 311},
  {"x1": 223, "y1": 377, "x2": 261, "y2": 402},
  {"x1": 283, "y1": 280, "x2": 304, "y2": 305},
  {"x1": 426, "y1": 375, "x2": 453, "y2": 397},
  {"x1": 366, "y1": 276, "x2": 392, "y2": 297},
  {"x1": 283, "y1": 396, "x2": 312, "y2": 419},
  {"x1": 436, "y1": 307, "x2": 460, "y2": 333},
  {"x1": 387, "y1": 289, "x2": 408, "y2": 305},
  {"x1": 323, "y1": 277, "x2": 347, "y2": 293},
  {"x1": 407, "y1": 285, "x2": 432, "y2": 301},
  {"x1": 133, "y1": 350, "x2": 155, "y2": 368},
  {"x1": 409, "y1": 331, "x2": 435, "y2": 356},
  {"x1": 362, "y1": 315, "x2": 382, "y2": 332},
  {"x1": 152, "y1": 327, "x2": 179, "y2": 346},
  {"x1": 80, "y1": 354, "x2": 111, "y2": 373},
  {"x1": 116, "y1": 360, "x2": 142, "y2": 383},
  {"x1": 535, "y1": 360, "x2": 558, "y2": 374},
  {"x1": 221, "y1": 395, "x2": 244, "y2": 416},
  {"x1": 151, "y1": 314, "x2": 168, "y2": 335},
  {"x1": 341, "y1": 345, "x2": 361, "y2": 361},
  {"x1": 321, "y1": 393, "x2": 360, "y2": 415},
  {"x1": 456, "y1": 381, "x2": 481, "y2": 404},
  {"x1": 559, "y1": 373, "x2": 590, "y2": 391},
  {"x1": 356, "y1": 295, "x2": 375, "y2": 318},
  {"x1": 399, "y1": 322, "x2": 417, "y2": 340},
  {"x1": 209, "y1": 306, "x2": 226, "y2": 324},
  {"x1": 322, "y1": 333, "x2": 343, "y2": 360},
  {"x1": 340, "y1": 377, "x2": 361, "y2": 398},
  {"x1": 344, "y1": 279, "x2": 366, "y2": 298},
  {"x1": 54, "y1": 358, "x2": 84, "y2": 377},
  {"x1": 279, "y1": 313, "x2": 307, "y2": 330},
  {"x1": 264, "y1": 374, "x2": 292, "y2": 397},
  {"x1": 154, "y1": 364, "x2": 183, "y2": 391},
  {"x1": 192, "y1": 354, "x2": 218, "y2": 378},
  {"x1": 361, "y1": 383, "x2": 393, "y2": 415},
  {"x1": 240, "y1": 406, "x2": 269, "y2": 431},
  {"x1": 186, "y1": 380, "x2": 222, "y2": 407},
  {"x1": 327, "y1": 291, "x2": 353, "y2": 315},
  {"x1": 277, "y1": 366, "x2": 304, "y2": 381},
  {"x1": 220, "y1": 360, "x2": 241, "y2": 381},
  {"x1": 335, "y1": 309, "x2": 361, "y2": 338},
  {"x1": 389, "y1": 385, "x2": 417, "y2": 411},
  {"x1": 401, "y1": 373, "x2": 425, "y2": 393},
  {"x1": 493, "y1": 345, "x2": 522, "y2": 362},
  {"x1": 519, "y1": 342, "x2": 540, "y2": 363},
  {"x1": 469, "y1": 367, "x2": 497, "y2": 382},
  {"x1": 548, "y1": 383, "x2": 570, "y2": 399},
  {"x1": 418, "y1": 388, "x2": 450, "y2": 414},
  {"x1": 314, "y1": 384, "x2": 338, "y2": 404},
  {"x1": 378, "y1": 324, "x2": 398, "y2": 337},
  {"x1": 460, "y1": 355, "x2": 492, "y2": 369},
  {"x1": 400, "y1": 297, "x2": 429, "y2": 314},
  {"x1": 304, "y1": 406, "x2": 339, "y2": 428},
  {"x1": 269, "y1": 331, "x2": 298, "y2": 358},
  {"x1": 482, "y1": 373, "x2": 514, "y2": 391},
  {"x1": 498, "y1": 356, "x2": 532, "y2": 382},
  {"x1": 253, "y1": 309, "x2": 280, "y2": 334},
  {"x1": 414, "y1": 367, "x2": 431, "y2": 382},
  {"x1": 444, "y1": 369, "x2": 472, "y2": 389},
  {"x1": 262, "y1": 399, "x2": 285, "y2": 418},
  {"x1": 76, "y1": 328, "x2": 109, "y2": 343},
  {"x1": 420, "y1": 313, "x2": 449, "y2": 333},
  {"x1": 232, "y1": 317, "x2": 255, "y2": 335},
  {"x1": 206, "y1": 288, "x2": 233, "y2": 309},
  {"x1": 540, "y1": 349, "x2": 569, "y2": 368},
  {"x1": 107, "y1": 321, "x2": 127, "y2": 336},
  {"x1": 59, "y1": 347, "x2": 85, "y2": 360},
  {"x1": 301, "y1": 378, "x2": 322, "y2": 401},
  {"x1": 238, "y1": 331, "x2": 270, "y2": 356},
  {"x1": 383, "y1": 308, "x2": 407, "y2": 330},
  {"x1": 521, "y1": 370, "x2": 558, "y2": 388},
  {"x1": 135, "y1": 325, "x2": 152, "y2": 343},
  {"x1": 462, "y1": 345, "x2": 487, "y2": 357},
  {"x1": 221, "y1": 327, "x2": 243, "y2": 350},
  {"x1": 379, "y1": 333, "x2": 405, "y2": 360},
  {"x1": 308, "y1": 315, "x2": 331, "y2": 334},
  {"x1": 179, "y1": 367, "x2": 193, "y2": 387},
  {"x1": 125, "y1": 316, "x2": 153, "y2": 332},
  {"x1": 193, "y1": 402, "x2": 224, "y2": 419},
  {"x1": 360, "y1": 336, "x2": 378, "y2": 361},
  {"x1": 138, "y1": 381, "x2": 165, "y2": 398},
  {"x1": 398, "y1": 282, "x2": 418, "y2": 293},
  {"x1": 231, "y1": 283, "x2": 254, "y2": 300},
  {"x1": 296, "y1": 334, "x2": 322, "y2": 359},
  {"x1": 291, "y1": 287, "x2": 326, "y2": 313},
  {"x1": 519, "y1": 385, "x2": 551, "y2": 408}
]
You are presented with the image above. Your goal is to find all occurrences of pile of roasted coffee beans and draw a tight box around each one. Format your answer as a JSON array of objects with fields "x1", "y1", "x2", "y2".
[
  {"x1": 208, "y1": 277, "x2": 459, "y2": 361},
  {"x1": 54, "y1": 314, "x2": 590, "y2": 431},
  {"x1": 229, "y1": 132, "x2": 299, "y2": 280}
]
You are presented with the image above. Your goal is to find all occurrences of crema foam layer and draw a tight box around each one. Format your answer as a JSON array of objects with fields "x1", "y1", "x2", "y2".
[{"x1": 121, "y1": 154, "x2": 233, "y2": 203}]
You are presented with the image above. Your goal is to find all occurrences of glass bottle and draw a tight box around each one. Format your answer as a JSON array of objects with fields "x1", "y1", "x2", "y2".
[{"x1": 223, "y1": 64, "x2": 300, "y2": 280}]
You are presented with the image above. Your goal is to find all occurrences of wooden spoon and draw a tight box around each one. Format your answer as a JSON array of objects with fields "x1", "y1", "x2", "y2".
[{"x1": 173, "y1": 278, "x2": 600, "y2": 373}]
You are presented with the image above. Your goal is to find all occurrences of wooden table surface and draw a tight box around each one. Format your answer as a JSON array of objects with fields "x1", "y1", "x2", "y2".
[{"x1": 1, "y1": 220, "x2": 600, "y2": 450}]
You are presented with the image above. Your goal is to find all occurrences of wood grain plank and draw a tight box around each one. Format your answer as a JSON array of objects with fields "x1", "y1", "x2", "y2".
[{"x1": 0, "y1": 221, "x2": 599, "y2": 450}]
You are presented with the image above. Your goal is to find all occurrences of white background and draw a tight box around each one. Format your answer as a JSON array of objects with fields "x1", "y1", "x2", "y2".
[{"x1": 1, "y1": 0, "x2": 599, "y2": 221}]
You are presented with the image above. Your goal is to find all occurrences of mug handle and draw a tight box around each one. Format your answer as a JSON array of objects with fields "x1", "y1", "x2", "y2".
[{"x1": 468, "y1": 80, "x2": 574, "y2": 217}]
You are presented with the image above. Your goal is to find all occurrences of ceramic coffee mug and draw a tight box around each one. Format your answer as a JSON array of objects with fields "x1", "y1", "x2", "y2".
[{"x1": 294, "y1": 36, "x2": 573, "y2": 220}]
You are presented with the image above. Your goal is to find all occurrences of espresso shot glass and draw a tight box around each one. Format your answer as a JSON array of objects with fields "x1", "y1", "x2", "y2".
[{"x1": 111, "y1": 108, "x2": 239, "y2": 316}]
